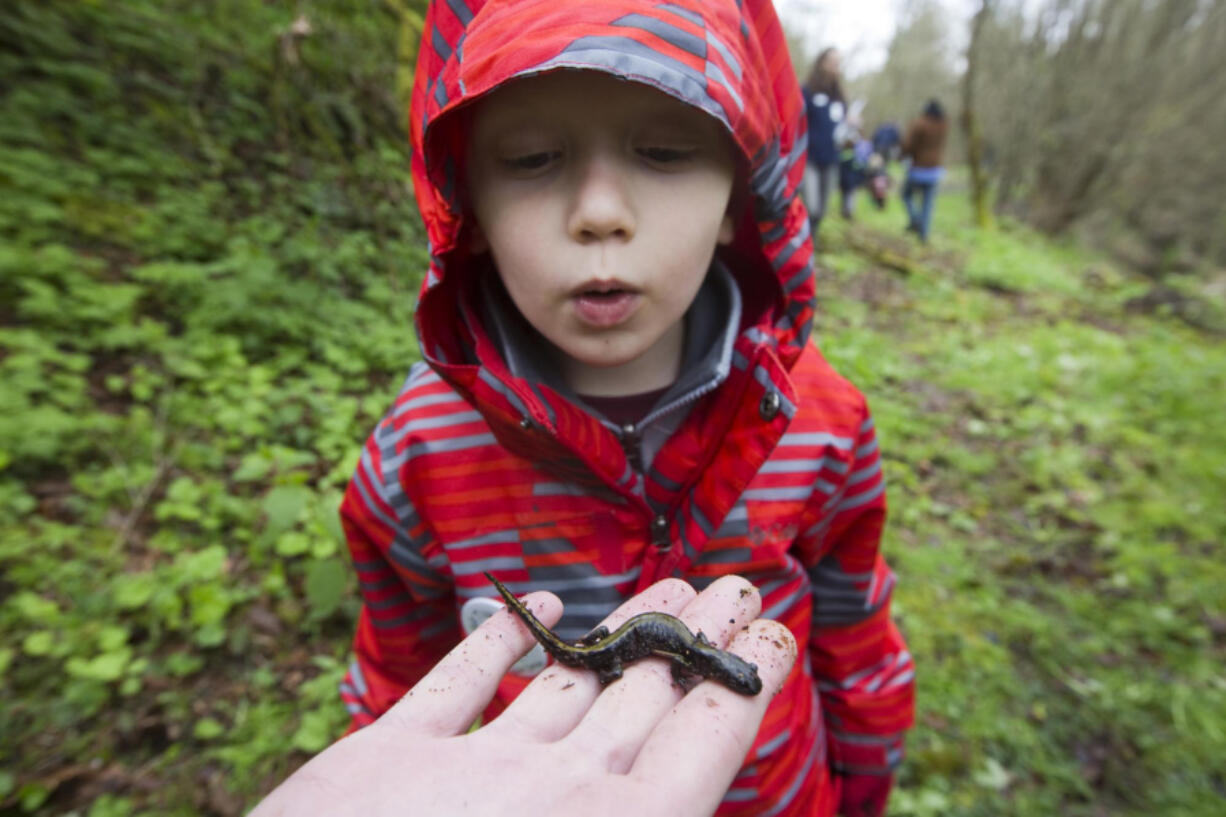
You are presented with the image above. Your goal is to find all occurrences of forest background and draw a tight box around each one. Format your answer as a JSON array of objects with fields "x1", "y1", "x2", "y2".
[{"x1": 1, "y1": 1, "x2": 1223, "y2": 815}]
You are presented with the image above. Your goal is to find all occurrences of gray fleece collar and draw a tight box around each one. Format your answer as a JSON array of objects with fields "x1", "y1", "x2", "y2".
[{"x1": 479, "y1": 260, "x2": 741, "y2": 422}]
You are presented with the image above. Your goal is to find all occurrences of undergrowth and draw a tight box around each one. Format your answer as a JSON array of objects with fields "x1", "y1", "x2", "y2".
[
  {"x1": 1, "y1": 2, "x2": 424, "y2": 814},
  {"x1": 818, "y1": 193, "x2": 1226, "y2": 816}
]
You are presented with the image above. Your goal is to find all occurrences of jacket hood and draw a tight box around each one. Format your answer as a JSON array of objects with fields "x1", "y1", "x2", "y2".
[{"x1": 408, "y1": 0, "x2": 815, "y2": 377}]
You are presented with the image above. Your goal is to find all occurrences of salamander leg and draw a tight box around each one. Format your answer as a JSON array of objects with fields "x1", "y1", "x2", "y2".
[
  {"x1": 695, "y1": 630, "x2": 713, "y2": 647},
  {"x1": 578, "y1": 625, "x2": 611, "y2": 646},
  {"x1": 597, "y1": 663, "x2": 624, "y2": 685},
  {"x1": 652, "y1": 650, "x2": 697, "y2": 685}
]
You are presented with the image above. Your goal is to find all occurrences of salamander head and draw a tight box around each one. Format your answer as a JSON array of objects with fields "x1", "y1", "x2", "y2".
[
  {"x1": 701, "y1": 652, "x2": 762, "y2": 695},
  {"x1": 729, "y1": 661, "x2": 763, "y2": 695}
]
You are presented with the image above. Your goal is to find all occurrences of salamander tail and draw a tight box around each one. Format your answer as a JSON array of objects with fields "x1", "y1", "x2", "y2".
[{"x1": 483, "y1": 572, "x2": 571, "y2": 657}]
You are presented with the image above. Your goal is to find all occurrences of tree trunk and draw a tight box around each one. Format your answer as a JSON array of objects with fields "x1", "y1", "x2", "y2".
[{"x1": 961, "y1": 0, "x2": 993, "y2": 229}]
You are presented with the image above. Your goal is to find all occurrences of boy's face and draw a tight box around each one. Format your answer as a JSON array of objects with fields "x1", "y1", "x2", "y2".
[{"x1": 466, "y1": 70, "x2": 736, "y2": 395}]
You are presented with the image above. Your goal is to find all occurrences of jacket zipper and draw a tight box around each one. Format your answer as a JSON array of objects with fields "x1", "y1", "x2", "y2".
[
  {"x1": 618, "y1": 421, "x2": 644, "y2": 473},
  {"x1": 615, "y1": 421, "x2": 671, "y2": 553},
  {"x1": 617, "y1": 364, "x2": 741, "y2": 557}
]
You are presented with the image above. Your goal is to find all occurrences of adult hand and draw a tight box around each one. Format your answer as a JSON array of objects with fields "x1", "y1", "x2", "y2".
[{"x1": 250, "y1": 575, "x2": 797, "y2": 817}]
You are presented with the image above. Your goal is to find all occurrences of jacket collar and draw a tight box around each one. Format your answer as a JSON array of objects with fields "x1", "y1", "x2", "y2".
[{"x1": 479, "y1": 260, "x2": 742, "y2": 433}]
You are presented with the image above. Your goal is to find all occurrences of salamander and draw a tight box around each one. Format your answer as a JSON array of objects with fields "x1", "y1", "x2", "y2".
[{"x1": 485, "y1": 572, "x2": 762, "y2": 695}]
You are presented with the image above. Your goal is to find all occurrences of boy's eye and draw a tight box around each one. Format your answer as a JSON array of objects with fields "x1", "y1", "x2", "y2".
[
  {"x1": 636, "y1": 146, "x2": 699, "y2": 164},
  {"x1": 500, "y1": 151, "x2": 560, "y2": 172}
]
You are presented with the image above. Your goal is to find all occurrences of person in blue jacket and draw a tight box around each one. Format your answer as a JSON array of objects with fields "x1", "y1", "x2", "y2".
[
  {"x1": 871, "y1": 122, "x2": 902, "y2": 165},
  {"x1": 837, "y1": 126, "x2": 876, "y2": 219},
  {"x1": 801, "y1": 47, "x2": 845, "y2": 238}
]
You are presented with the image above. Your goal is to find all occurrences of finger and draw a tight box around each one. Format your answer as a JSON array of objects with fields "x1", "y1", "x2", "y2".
[
  {"x1": 629, "y1": 618, "x2": 798, "y2": 811},
  {"x1": 564, "y1": 574, "x2": 763, "y2": 772},
  {"x1": 378, "y1": 591, "x2": 563, "y2": 738},
  {"x1": 488, "y1": 578, "x2": 697, "y2": 743}
]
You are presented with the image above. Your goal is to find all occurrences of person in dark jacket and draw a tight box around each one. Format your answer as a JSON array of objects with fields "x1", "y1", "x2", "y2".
[
  {"x1": 871, "y1": 122, "x2": 902, "y2": 164},
  {"x1": 900, "y1": 98, "x2": 949, "y2": 242},
  {"x1": 837, "y1": 126, "x2": 872, "y2": 219},
  {"x1": 801, "y1": 47, "x2": 846, "y2": 236}
]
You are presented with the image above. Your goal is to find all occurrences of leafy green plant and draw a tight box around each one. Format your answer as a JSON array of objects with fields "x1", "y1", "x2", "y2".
[{"x1": 1, "y1": 1, "x2": 424, "y2": 812}]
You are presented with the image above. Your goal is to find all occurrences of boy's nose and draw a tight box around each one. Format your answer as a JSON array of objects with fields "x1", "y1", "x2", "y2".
[{"x1": 566, "y1": 153, "x2": 636, "y2": 243}]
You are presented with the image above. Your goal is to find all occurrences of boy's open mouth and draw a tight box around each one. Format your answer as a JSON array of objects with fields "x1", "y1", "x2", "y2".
[
  {"x1": 581, "y1": 287, "x2": 629, "y2": 299},
  {"x1": 572, "y1": 281, "x2": 640, "y2": 327}
]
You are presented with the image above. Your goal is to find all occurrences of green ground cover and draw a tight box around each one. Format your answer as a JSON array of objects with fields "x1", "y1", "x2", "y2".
[
  {"x1": 818, "y1": 194, "x2": 1226, "y2": 816},
  {"x1": 2, "y1": 4, "x2": 1224, "y2": 815}
]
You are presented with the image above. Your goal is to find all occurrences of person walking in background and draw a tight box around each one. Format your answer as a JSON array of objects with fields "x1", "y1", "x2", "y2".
[
  {"x1": 870, "y1": 121, "x2": 902, "y2": 165},
  {"x1": 801, "y1": 47, "x2": 846, "y2": 238},
  {"x1": 837, "y1": 123, "x2": 872, "y2": 220},
  {"x1": 900, "y1": 98, "x2": 949, "y2": 242}
]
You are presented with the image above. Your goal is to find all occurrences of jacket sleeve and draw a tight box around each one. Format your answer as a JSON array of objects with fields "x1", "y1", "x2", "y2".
[
  {"x1": 337, "y1": 425, "x2": 461, "y2": 731},
  {"x1": 797, "y1": 407, "x2": 915, "y2": 811}
]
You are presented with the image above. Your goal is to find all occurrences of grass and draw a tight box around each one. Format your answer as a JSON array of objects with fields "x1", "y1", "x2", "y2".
[{"x1": 817, "y1": 185, "x2": 1226, "y2": 816}]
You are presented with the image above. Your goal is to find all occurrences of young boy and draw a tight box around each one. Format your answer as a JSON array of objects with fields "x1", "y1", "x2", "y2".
[{"x1": 338, "y1": 2, "x2": 914, "y2": 815}]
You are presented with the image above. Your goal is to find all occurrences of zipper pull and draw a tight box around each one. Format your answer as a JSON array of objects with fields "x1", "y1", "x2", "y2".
[
  {"x1": 620, "y1": 422, "x2": 643, "y2": 472},
  {"x1": 650, "y1": 513, "x2": 671, "y2": 551}
]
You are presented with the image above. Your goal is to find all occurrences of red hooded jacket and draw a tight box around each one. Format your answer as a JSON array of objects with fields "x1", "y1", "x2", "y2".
[{"x1": 338, "y1": 2, "x2": 914, "y2": 814}]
